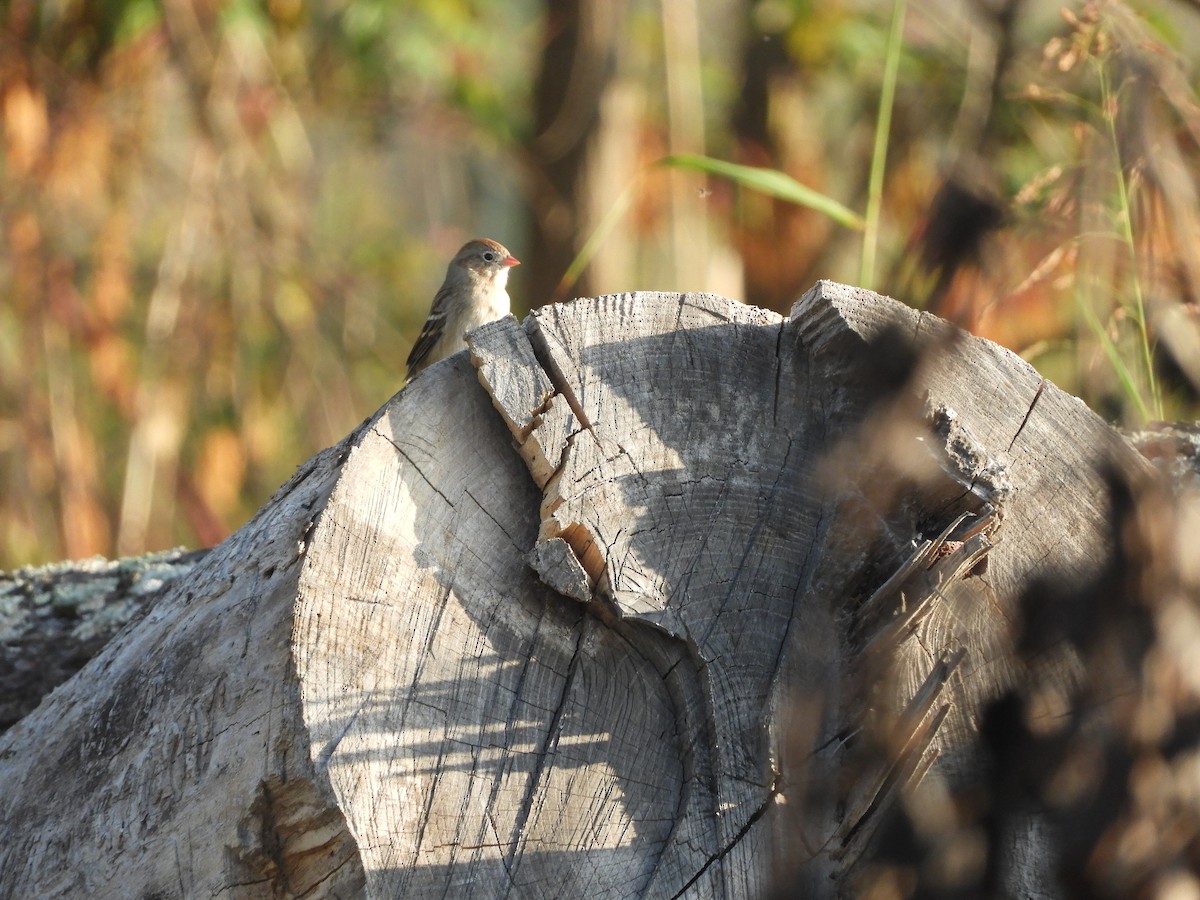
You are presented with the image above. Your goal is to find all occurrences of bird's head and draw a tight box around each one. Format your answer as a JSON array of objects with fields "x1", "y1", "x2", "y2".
[{"x1": 453, "y1": 238, "x2": 519, "y2": 285}]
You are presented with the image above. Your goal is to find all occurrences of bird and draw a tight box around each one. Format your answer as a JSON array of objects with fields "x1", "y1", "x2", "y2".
[{"x1": 405, "y1": 238, "x2": 520, "y2": 381}]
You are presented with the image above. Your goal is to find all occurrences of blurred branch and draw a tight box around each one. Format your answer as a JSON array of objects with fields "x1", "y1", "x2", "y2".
[
  {"x1": 526, "y1": 0, "x2": 625, "y2": 306},
  {"x1": 661, "y1": 0, "x2": 707, "y2": 285},
  {"x1": 117, "y1": 143, "x2": 212, "y2": 555}
]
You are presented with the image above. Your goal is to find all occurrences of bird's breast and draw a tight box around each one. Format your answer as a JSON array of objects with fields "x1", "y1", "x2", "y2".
[{"x1": 479, "y1": 287, "x2": 511, "y2": 323}]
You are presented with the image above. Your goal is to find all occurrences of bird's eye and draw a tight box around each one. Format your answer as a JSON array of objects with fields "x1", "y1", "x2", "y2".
[{"x1": 483, "y1": 251, "x2": 496, "y2": 261}]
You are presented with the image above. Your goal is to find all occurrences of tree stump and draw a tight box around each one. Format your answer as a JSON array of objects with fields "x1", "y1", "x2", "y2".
[{"x1": 0, "y1": 283, "x2": 1158, "y2": 898}]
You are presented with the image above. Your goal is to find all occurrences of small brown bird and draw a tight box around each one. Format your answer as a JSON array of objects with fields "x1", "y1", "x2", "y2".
[{"x1": 405, "y1": 238, "x2": 519, "y2": 381}]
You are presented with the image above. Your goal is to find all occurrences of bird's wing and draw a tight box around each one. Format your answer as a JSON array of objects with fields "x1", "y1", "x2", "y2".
[{"x1": 405, "y1": 283, "x2": 453, "y2": 380}]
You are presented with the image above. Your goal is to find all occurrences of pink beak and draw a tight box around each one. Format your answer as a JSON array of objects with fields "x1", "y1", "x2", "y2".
[{"x1": 503, "y1": 255, "x2": 520, "y2": 267}]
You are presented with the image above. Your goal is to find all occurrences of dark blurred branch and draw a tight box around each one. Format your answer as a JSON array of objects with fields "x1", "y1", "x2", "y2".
[{"x1": 525, "y1": 0, "x2": 624, "y2": 306}]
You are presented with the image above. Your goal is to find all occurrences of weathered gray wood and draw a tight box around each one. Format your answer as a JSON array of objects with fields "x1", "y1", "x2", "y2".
[
  {"x1": 482, "y1": 293, "x2": 824, "y2": 894},
  {"x1": 293, "y1": 351, "x2": 724, "y2": 897},
  {"x1": 0, "y1": 283, "x2": 1153, "y2": 898}
]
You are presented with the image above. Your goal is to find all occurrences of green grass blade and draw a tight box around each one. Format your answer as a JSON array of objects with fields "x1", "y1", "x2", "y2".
[
  {"x1": 1098, "y1": 63, "x2": 1162, "y2": 421},
  {"x1": 1076, "y1": 283, "x2": 1151, "y2": 422},
  {"x1": 860, "y1": 0, "x2": 908, "y2": 289},
  {"x1": 557, "y1": 179, "x2": 638, "y2": 298},
  {"x1": 659, "y1": 153, "x2": 865, "y2": 230}
]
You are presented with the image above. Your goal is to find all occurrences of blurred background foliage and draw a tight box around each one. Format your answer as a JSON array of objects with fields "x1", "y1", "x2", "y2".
[{"x1": 2, "y1": 0, "x2": 1200, "y2": 568}]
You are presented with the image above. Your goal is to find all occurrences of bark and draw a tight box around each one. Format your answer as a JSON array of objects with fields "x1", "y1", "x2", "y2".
[
  {"x1": 0, "y1": 283, "x2": 1164, "y2": 898},
  {"x1": 0, "y1": 548, "x2": 207, "y2": 732}
]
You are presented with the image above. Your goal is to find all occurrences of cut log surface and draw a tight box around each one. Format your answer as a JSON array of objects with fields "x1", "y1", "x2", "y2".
[{"x1": 0, "y1": 283, "x2": 1148, "y2": 898}]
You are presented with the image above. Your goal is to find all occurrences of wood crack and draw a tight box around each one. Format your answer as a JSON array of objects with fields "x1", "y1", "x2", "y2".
[
  {"x1": 526, "y1": 317, "x2": 597, "y2": 439},
  {"x1": 1008, "y1": 377, "x2": 1046, "y2": 452},
  {"x1": 668, "y1": 775, "x2": 780, "y2": 900},
  {"x1": 503, "y1": 618, "x2": 589, "y2": 875},
  {"x1": 463, "y1": 489, "x2": 522, "y2": 551},
  {"x1": 380, "y1": 432, "x2": 456, "y2": 508},
  {"x1": 772, "y1": 321, "x2": 785, "y2": 428}
]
